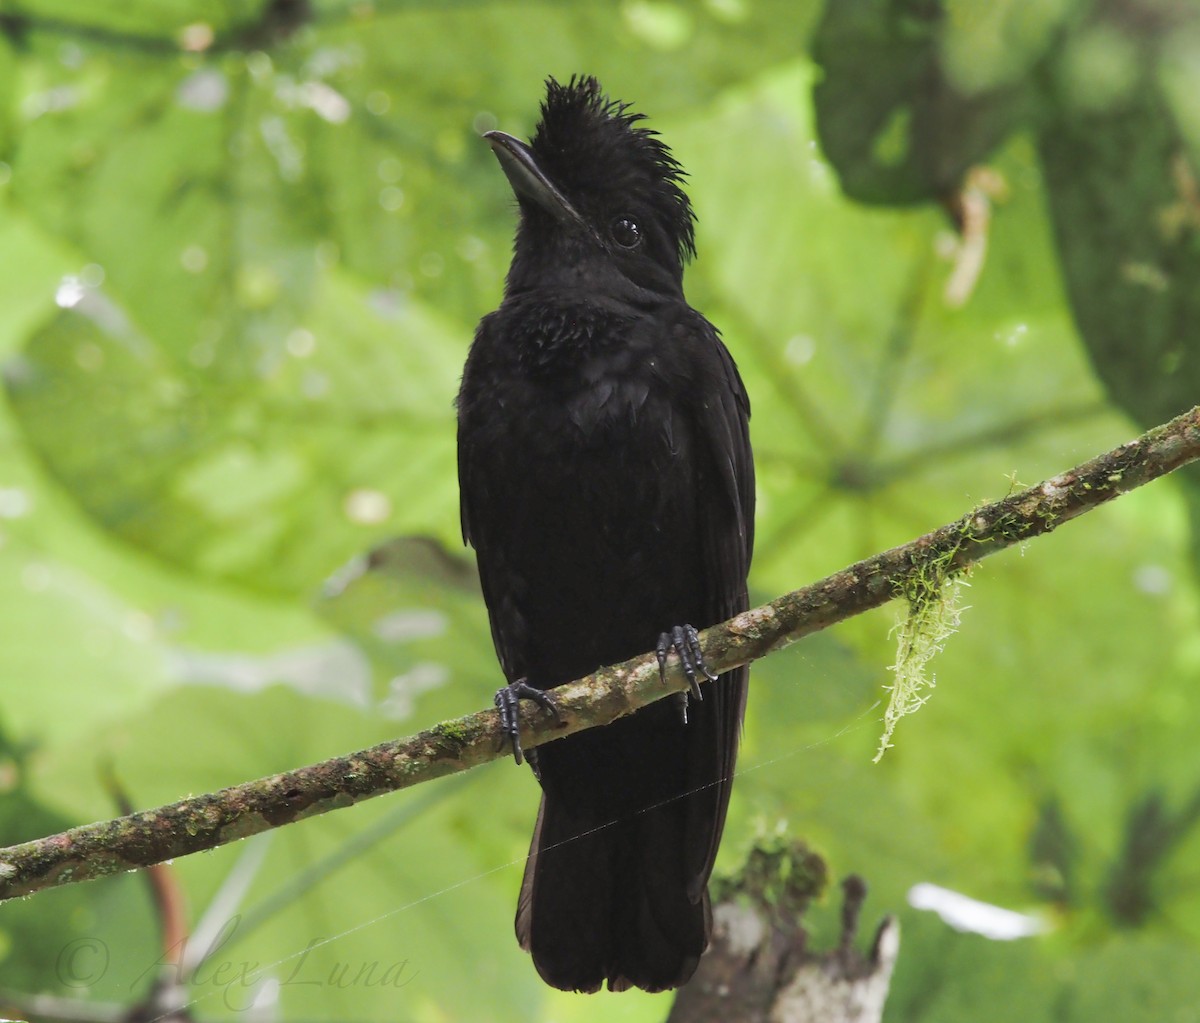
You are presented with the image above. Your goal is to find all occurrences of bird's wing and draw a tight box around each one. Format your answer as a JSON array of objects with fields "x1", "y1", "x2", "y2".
[
  {"x1": 680, "y1": 314, "x2": 755, "y2": 895},
  {"x1": 457, "y1": 319, "x2": 527, "y2": 684},
  {"x1": 700, "y1": 319, "x2": 755, "y2": 578}
]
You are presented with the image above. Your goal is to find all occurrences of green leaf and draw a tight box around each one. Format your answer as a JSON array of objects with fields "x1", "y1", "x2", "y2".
[{"x1": 811, "y1": 0, "x2": 1028, "y2": 204}]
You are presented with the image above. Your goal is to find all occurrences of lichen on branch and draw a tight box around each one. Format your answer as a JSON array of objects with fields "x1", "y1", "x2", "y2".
[{"x1": 876, "y1": 565, "x2": 968, "y2": 763}]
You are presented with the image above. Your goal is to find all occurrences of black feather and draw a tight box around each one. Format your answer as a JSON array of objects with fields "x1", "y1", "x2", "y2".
[{"x1": 458, "y1": 75, "x2": 754, "y2": 993}]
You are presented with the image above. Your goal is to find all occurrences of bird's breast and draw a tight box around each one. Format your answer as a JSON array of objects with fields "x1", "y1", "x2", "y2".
[
  {"x1": 497, "y1": 301, "x2": 672, "y2": 436},
  {"x1": 460, "y1": 299, "x2": 711, "y2": 686}
]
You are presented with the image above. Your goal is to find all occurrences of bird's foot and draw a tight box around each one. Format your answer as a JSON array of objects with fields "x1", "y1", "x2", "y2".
[
  {"x1": 494, "y1": 678, "x2": 562, "y2": 767},
  {"x1": 656, "y1": 624, "x2": 717, "y2": 703}
]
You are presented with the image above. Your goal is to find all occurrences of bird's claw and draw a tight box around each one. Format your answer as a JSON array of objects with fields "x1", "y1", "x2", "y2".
[
  {"x1": 656, "y1": 624, "x2": 717, "y2": 703},
  {"x1": 674, "y1": 690, "x2": 690, "y2": 725},
  {"x1": 494, "y1": 678, "x2": 562, "y2": 766}
]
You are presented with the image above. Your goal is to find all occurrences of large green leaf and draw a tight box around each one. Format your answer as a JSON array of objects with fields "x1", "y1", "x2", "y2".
[
  {"x1": 1037, "y1": 16, "x2": 1200, "y2": 568},
  {"x1": 6, "y1": 269, "x2": 463, "y2": 592},
  {"x1": 811, "y1": 0, "x2": 1033, "y2": 204}
]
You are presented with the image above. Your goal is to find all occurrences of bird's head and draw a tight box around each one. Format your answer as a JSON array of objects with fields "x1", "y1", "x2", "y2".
[{"x1": 485, "y1": 75, "x2": 696, "y2": 299}]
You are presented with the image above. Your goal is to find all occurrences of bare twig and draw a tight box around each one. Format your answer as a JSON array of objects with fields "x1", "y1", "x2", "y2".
[{"x1": 1, "y1": 406, "x2": 1197, "y2": 904}]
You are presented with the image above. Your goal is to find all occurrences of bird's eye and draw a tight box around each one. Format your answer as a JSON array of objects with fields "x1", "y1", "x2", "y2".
[{"x1": 610, "y1": 217, "x2": 641, "y2": 249}]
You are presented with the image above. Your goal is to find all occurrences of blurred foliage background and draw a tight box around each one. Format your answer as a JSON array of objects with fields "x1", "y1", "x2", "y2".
[{"x1": 1, "y1": 0, "x2": 1200, "y2": 1020}]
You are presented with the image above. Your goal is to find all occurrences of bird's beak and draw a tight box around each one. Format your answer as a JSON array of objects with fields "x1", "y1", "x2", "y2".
[{"x1": 484, "y1": 130, "x2": 590, "y2": 233}]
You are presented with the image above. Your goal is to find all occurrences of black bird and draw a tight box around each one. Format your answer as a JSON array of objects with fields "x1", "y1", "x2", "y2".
[{"x1": 456, "y1": 76, "x2": 754, "y2": 993}]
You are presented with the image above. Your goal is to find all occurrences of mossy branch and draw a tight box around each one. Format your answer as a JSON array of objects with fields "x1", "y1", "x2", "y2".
[{"x1": 1, "y1": 406, "x2": 1198, "y2": 904}]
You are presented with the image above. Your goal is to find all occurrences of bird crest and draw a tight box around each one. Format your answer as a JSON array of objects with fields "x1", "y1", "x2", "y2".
[{"x1": 528, "y1": 75, "x2": 696, "y2": 263}]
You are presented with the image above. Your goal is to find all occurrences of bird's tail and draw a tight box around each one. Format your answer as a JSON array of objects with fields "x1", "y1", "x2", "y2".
[{"x1": 515, "y1": 793, "x2": 710, "y2": 993}]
